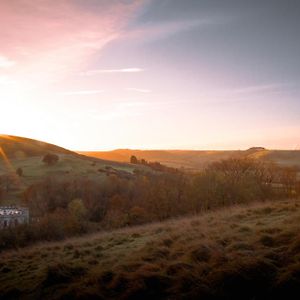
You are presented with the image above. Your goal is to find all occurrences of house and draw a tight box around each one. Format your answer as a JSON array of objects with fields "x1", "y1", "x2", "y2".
[{"x1": 0, "y1": 207, "x2": 29, "y2": 229}]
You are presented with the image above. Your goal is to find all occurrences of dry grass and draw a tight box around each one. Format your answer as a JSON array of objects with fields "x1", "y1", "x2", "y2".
[
  {"x1": 81, "y1": 149, "x2": 300, "y2": 171},
  {"x1": 1, "y1": 199, "x2": 300, "y2": 299}
]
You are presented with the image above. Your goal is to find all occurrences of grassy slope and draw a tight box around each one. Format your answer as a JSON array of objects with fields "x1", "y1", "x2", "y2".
[
  {"x1": 0, "y1": 135, "x2": 74, "y2": 158},
  {"x1": 1, "y1": 199, "x2": 300, "y2": 299},
  {"x1": 80, "y1": 148, "x2": 300, "y2": 171},
  {"x1": 0, "y1": 136, "x2": 141, "y2": 204}
]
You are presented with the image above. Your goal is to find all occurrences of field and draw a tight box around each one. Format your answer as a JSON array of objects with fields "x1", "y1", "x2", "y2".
[
  {"x1": 0, "y1": 135, "x2": 142, "y2": 204},
  {"x1": 1, "y1": 198, "x2": 300, "y2": 299},
  {"x1": 80, "y1": 148, "x2": 300, "y2": 171},
  {"x1": 0, "y1": 154, "x2": 140, "y2": 204},
  {"x1": 2, "y1": 136, "x2": 299, "y2": 205}
]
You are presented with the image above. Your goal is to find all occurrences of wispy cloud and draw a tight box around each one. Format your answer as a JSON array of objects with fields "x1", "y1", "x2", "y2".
[
  {"x1": 230, "y1": 83, "x2": 287, "y2": 95},
  {"x1": 60, "y1": 90, "x2": 104, "y2": 96},
  {"x1": 126, "y1": 87, "x2": 151, "y2": 93},
  {"x1": 81, "y1": 68, "x2": 144, "y2": 76},
  {"x1": 0, "y1": 1, "x2": 142, "y2": 87}
]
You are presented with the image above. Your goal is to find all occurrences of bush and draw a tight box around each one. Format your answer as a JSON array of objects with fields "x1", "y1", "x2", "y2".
[
  {"x1": 190, "y1": 158, "x2": 290, "y2": 212},
  {"x1": 42, "y1": 153, "x2": 59, "y2": 166},
  {"x1": 16, "y1": 167, "x2": 23, "y2": 177}
]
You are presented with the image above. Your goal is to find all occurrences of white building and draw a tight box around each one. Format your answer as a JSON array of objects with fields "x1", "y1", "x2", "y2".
[{"x1": 0, "y1": 207, "x2": 29, "y2": 229}]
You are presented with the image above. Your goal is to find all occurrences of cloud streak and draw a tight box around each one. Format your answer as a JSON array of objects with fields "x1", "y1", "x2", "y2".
[
  {"x1": 81, "y1": 68, "x2": 144, "y2": 76},
  {"x1": 0, "y1": 1, "x2": 142, "y2": 88},
  {"x1": 230, "y1": 83, "x2": 288, "y2": 95}
]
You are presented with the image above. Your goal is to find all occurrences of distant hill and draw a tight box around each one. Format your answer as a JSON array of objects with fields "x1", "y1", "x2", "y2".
[
  {"x1": 79, "y1": 149, "x2": 237, "y2": 170},
  {"x1": 79, "y1": 148, "x2": 300, "y2": 171}
]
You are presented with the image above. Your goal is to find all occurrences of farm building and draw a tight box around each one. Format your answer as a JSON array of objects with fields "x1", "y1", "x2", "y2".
[{"x1": 0, "y1": 207, "x2": 29, "y2": 229}]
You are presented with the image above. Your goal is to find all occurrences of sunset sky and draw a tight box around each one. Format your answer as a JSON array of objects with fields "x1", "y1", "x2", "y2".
[{"x1": 0, "y1": 0, "x2": 299, "y2": 150}]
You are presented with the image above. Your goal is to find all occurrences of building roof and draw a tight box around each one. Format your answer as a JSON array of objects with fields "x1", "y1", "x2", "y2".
[{"x1": 0, "y1": 207, "x2": 27, "y2": 217}]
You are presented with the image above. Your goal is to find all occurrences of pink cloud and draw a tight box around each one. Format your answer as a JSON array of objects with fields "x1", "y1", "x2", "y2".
[{"x1": 0, "y1": 0, "x2": 141, "y2": 87}]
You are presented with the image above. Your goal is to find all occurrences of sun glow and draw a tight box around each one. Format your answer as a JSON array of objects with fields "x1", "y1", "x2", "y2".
[
  {"x1": 0, "y1": 144, "x2": 21, "y2": 187},
  {"x1": 1, "y1": 82, "x2": 37, "y2": 134},
  {"x1": 0, "y1": 1, "x2": 299, "y2": 151}
]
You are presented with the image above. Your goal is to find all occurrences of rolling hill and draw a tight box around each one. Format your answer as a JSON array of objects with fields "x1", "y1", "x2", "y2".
[
  {"x1": 0, "y1": 135, "x2": 74, "y2": 158},
  {"x1": 1, "y1": 198, "x2": 300, "y2": 299},
  {"x1": 0, "y1": 135, "x2": 142, "y2": 204},
  {"x1": 2, "y1": 135, "x2": 299, "y2": 205},
  {"x1": 80, "y1": 148, "x2": 300, "y2": 171}
]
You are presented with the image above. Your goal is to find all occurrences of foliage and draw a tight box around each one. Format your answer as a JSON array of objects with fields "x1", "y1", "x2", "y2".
[
  {"x1": 0, "y1": 158, "x2": 297, "y2": 251},
  {"x1": 68, "y1": 198, "x2": 87, "y2": 221},
  {"x1": 42, "y1": 153, "x2": 59, "y2": 166},
  {"x1": 130, "y1": 155, "x2": 138, "y2": 164},
  {"x1": 1, "y1": 199, "x2": 300, "y2": 299},
  {"x1": 130, "y1": 155, "x2": 179, "y2": 172},
  {"x1": 16, "y1": 167, "x2": 23, "y2": 177}
]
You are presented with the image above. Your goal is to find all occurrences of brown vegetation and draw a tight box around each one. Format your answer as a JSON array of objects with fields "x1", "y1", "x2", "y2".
[
  {"x1": 0, "y1": 199, "x2": 300, "y2": 299},
  {"x1": 80, "y1": 148, "x2": 300, "y2": 171},
  {"x1": 42, "y1": 153, "x2": 59, "y2": 166},
  {"x1": 0, "y1": 135, "x2": 74, "y2": 159},
  {"x1": 0, "y1": 158, "x2": 297, "y2": 251}
]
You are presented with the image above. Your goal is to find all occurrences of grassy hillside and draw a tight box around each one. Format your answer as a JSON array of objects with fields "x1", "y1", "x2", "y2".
[
  {"x1": 80, "y1": 148, "x2": 300, "y2": 171},
  {"x1": 0, "y1": 135, "x2": 74, "y2": 158},
  {"x1": 1, "y1": 198, "x2": 300, "y2": 299},
  {"x1": 0, "y1": 135, "x2": 142, "y2": 204}
]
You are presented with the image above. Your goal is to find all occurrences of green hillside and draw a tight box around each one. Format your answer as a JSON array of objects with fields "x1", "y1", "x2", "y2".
[
  {"x1": 0, "y1": 135, "x2": 141, "y2": 204},
  {"x1": 0, "y1": 135, "x2": 74, "y2": 158},
  {"x1": 1, "y1": 198, "x2": 300, "y2": 299}
]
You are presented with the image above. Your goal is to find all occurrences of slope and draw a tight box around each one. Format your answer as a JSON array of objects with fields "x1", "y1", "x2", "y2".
[
  {"x1": 0, "y1": 135, "x2": 74, "y2": 158},
  {"x1": 1, "y1": 198, "x2": 300, "y2": 299},
  {"x1": 0, "y1": 135, "x2": 141, "y2": 204}
]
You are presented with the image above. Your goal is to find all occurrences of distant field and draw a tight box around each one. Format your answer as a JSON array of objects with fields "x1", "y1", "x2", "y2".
[
  {"x1": 79, "y1": 148, "x2": 300, "y2": 171},
  {"x1": 1, "y1": 198, "x2": 300, "y2": 299}
]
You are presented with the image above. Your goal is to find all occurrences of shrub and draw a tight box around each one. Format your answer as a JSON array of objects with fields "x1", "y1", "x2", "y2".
[{"x1": 42, "y1": 153, "x2": 59, "y2": 166}]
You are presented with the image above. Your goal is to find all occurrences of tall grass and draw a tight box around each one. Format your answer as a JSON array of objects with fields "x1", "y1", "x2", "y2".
[{"x1": 0, "y1": 199, "x2": 300, "y2": 299}]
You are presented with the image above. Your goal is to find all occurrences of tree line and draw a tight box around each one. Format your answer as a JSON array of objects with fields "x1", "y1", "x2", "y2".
[
  {"x1": 0, "y1": 158, "x2": 299, "y2": 251},
  {"x1": 130, "y1": 155, "x2": 180, "y2": 173}
]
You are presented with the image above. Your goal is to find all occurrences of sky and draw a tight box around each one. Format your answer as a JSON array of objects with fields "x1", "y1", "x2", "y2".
[{"x1": 0, "y1": 0, "x2": 299, "y2": 150}]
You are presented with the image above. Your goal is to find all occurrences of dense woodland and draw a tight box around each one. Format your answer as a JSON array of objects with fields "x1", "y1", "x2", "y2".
[{"x1": 0, "y1": 157, "x2": 299, "y2": 251}]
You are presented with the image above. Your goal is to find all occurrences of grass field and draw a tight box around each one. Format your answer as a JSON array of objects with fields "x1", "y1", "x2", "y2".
[
  {"x1": 0, "y1": 153, "x2": 139, "y2": 204},
  {"x1": 1, "y1": 198, "x2": 300, "y2": 299},
  {"x1": 2, "y1": 136, "x2": 299, "y2": 205},
  {"x1": 0, "y1": 135, "x2": 143, "y2": 204}
]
